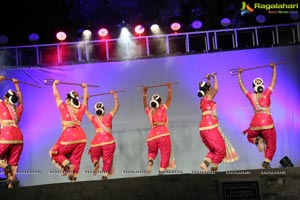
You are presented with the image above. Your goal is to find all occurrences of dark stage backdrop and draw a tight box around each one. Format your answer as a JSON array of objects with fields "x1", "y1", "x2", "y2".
[{"x1": 0, "y1": 45, "x2": 299, "y2": 187}]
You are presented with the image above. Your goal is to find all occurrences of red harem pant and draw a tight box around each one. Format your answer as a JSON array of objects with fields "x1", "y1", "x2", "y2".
[
  {"x1": 147, "y1": 135, "x2": 171, "y2": 170},
  {"x1": 200, "y1": 127, "x2": 226, "y2": 165},
  {"x1": 0, "y1": 144, "x2": 23, "y2": 166},
  {"x1": 51, "y1": 142, "x2": 86, "y2": 175},
  {"x1": 245, "y1": 127, "x2": 276, "y2": 161},
  {"x1": 89, "y1": 143, "x2": 116, "y2": 173}
]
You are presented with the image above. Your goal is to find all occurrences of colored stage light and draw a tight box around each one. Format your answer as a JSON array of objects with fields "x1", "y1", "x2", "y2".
[
  {"x1": 28, "y1": 33, "x2": 40, "y2": 43},
  {"x1": 170, "y1": 22, "x2": 181, "y2": 32},
  {"x1": 150, "y1": 24, "x2": 160, "y2": 34},
  {"x1": 82, "y1": 29, "x2": 92, "y2": 40},
  {"x1": 191, "y1": 20, "x2": 203, "y2": 30},
  {"x1": 98, "y1": 28, "x2": 109, "y2": 38},
  {"x1": 120, "y1": 27, "x2": 131, "y2": 38},
  {"x1": 134, "y1": 25, "x2": 145, "y2": 35},
  {"x1": 118, "y1": 20, "x2": 131, "y2": 38},
  {"x1": 256, "y1": 14, "x2": 266, "y2": 24},
  {"x1": 220, "y1": 18, "x2": 231, "y2": 28},
  {"x1": 56, "y1": 31, "x2": 67, "y2": 41},
  {"x1": 290, "y1": 12, "x2": 299, "y2": 21}
]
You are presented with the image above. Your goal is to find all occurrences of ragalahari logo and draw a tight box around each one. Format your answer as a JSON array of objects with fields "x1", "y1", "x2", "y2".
[
  {"x1": 240, "y1": 2, "x2": 299, "y2": 15},
  {"x1": 240, "y1": 2, "x2": 255, "y2": 16}
]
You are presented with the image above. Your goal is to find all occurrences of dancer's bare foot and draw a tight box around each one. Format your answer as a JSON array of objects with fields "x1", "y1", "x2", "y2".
[
  {"x1": 108, "y1": 166, "x2": 114, "y2": 176},
  {"x1": 147, "y1": 160, "x2": 153, "y2": 174},
  {"x1": 262, "y1": 161, "x2": 271, "y2": 169},
  {"x1": 200, "y1": 162, "x2": 208, "y2": 172},
  {"x1": 68, "y1": 176, "x2": 77, "y2": 182},
  {"x1": 7, "y1": 182, "x2": 14, "y2": 188},
  {"x1": 64, "y1": 163, "x2": 75, "y2": 176},
  {"x1": 7, "y1": 178, "x2": 14, "y2": 189},
  {"x1": 93, "y1": 162, "x2": 99, "y2": 176}
]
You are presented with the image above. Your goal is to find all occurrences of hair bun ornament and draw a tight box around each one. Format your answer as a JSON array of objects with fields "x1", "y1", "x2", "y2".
[
  {"x1": 253, "y1": 78, "x2": 264, "y2": 93},
  {"x1": 94, "y1": 102, "x2": 104, "y2": 110},
  {"x1": 198, "y1": 89, "x2": 205, "y2": 97},
  {"x1": 69, "y1": 90, "x2": 79, "y2": 99},
  {"x1": 151, "y1": 94, "x2": 160, "y2": 100},
  {"x1": 95, "y1": 102, "x2": 105, "y2": 115},
  {"x1": 253, "y1": 78, "x2": 264, "y2": 85},
  {"x1": 5, "y1": 89, "x2": 18, "y2": 104},
  {"x1": 199, "y1": 81, "x2": 206, "y2": 88},
  {"x1": 150, "y1": 94, "x2": 161, "y2": 108}
]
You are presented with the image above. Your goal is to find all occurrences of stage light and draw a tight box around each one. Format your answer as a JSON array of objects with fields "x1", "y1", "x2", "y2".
[
  {"x1": 0, "y1": 35, "x2": 9, "y2": 45},
  {"x1": 98, "y1": 28, "x2": 109, "y2": 38},
  {"x1": 220, "y1": 18, "x2": 231, "y2": 28},
  {"x1": 290, "y1": 12, "x2": 299, "y2": 21},
  {"x1": 256, "y1": 14, "x2": 266, "y2": 25},
  {"x1": 280, "y1": 156, "x2": 294, "y2": 168},
  {"x1": 150, "y1": 24, "x2": 160, "y2": 34},
  {"x1": 56, "y1": 31, "x2": 67, "y2": 42},
  {"x1": 118, "y1": 24, "x2": 131, "y2": 41},
  {"x1": 170, "y1": 22, "x2": 181, "y2": 33},
  {"x1": 118, "y1": 20, "x2": 131, "y2": 38},
  {"x1": 120, "y1": 27, "x2": 131, "y2": 38},
  {"x1": 28, "y1": 33, "x2": 40, "y2": 43},
  {"x1": 82, "y1": 29, "x2": 92, "y2": 40},
  {"x1": 134, "y1": 25, "x2": 145, "y2": 35},
  {"x1": 191, "y1": 20, "x2": 203, "y2": 30}
]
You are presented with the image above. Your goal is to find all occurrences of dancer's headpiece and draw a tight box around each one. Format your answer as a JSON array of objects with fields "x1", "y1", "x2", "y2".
[
  {"x1": 5, "y1": 89, "x2": 18, "y2": 105},
  {"x1": 94, "y1": 102, "x2": 105, "y2": 115},
  {"x1": 67, "y1": 90, "x2": 80, "y2": 108},
  {"x1": 252, "y1": 78, "x2": 264, "y2": 93},
  {"x1": 150, "y1": 94, "x2": 161, "y2": 108}
]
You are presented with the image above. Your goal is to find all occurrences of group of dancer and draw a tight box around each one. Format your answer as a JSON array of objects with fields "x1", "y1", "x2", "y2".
[
  {"x1": 198, "y1": 61, "x2": 277, "y2": 171},
  {"x1": 0, "y1": 61, "x2": 277, "y2": 188}
]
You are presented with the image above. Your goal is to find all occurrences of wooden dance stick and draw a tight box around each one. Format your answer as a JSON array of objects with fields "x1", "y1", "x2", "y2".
[
  {"x1": 229, "y1": 61, "x2": 287, "y2": 76},
  {"x1": 81, "y1": 90, "x2": 125, "y2": 98},
  {"x1": 137, "y1": 82, "x2": 179, "y2": 91},
  {"x1": 44, "y1": 79, "x2": 100, "y2": 88},
  {"x1": 202, "y1": 72, "x2": 218, "y2": 79},
  {"x1": 4, "y1": 77, "x2": 41, "y2": 88}
]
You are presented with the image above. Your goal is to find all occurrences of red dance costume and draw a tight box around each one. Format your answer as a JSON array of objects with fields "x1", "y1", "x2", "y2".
[
  {"x1": 243, "y1": 87, "x2": 276, "y2": 162},
  {"x1": 199, "y1": 96, "x2": 238, "y2": 166},
  {"x1": 49, "y1": 102, "x2": 87, "y2": 177},
  {"x1": 0, "y1": 101, "x2": 23, "y2": 166},
  {"x1": 145, "y1": 104, "x2": 176, "y2": 171},
  {"x1": 88, "y1": 112, "x2": 116, "y2": 175}
]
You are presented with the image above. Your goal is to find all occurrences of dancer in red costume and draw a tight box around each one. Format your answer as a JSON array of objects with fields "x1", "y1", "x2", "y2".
[
  {"x1": 85, "y1": 90, "x2": 119, "y2": 180},
  {"x1": 143, "y1": 82, "x2": 176, "y2": 174},
  {"x1": 0, "y1": 76, "x2": 23, "y2": 188},
  {"x1": 49, "y1": 80, "x2": 88, "y2": 182},
  {"x1": 198, "y1": 73, "x2": 238, "y2": 172},
  {"x1": 237, "y1": 62, "x2": 277, "y2": 169}
]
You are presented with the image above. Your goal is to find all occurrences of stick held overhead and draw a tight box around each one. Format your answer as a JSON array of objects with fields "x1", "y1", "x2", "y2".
[
  {"x1": 81, "y1": 90, "x2": 125, "y2": 98},
  {"x1": 229, "y1": 61, "x2": 287, "y2": 76},
  {"x1": 137, "y1": 81, "x2": 179, "y2": 90},
  {"x1": 44, "y1": 79, "x2": 100, "y2": 88},
  {"x1": 4, "y1": 77, "x2": 41, "y2": 88}
]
